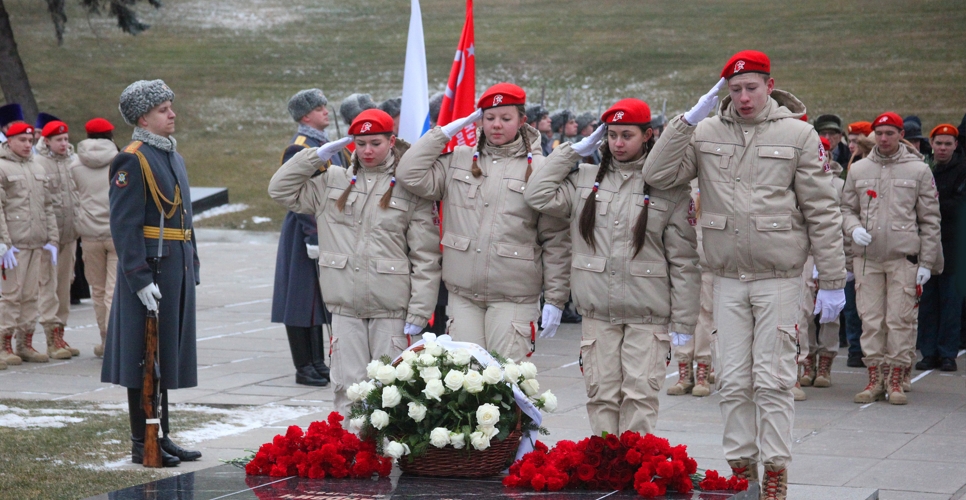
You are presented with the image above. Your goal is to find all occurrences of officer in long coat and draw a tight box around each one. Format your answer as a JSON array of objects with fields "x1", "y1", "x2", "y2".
[
  {"x1": 271, "y1": 88, "x2": 338, "y2": 386},
  {"x1": 101, "y1": 80, "x2": 201, "y2": 467}
]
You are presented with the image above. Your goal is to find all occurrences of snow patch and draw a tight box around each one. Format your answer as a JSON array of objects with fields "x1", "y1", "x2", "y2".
[
  {"x1": 193, "y1": 203, "x2": 250, "y2": 222},
  {"x1": 0, "y1": 413, "x2": 85, "y2": 429},
  {"x1": 251, "y1": 216, "x2": 272, "y2": 224},
  {"x1": 173, "y1": 404, "x2": 323, "y2": 444}
]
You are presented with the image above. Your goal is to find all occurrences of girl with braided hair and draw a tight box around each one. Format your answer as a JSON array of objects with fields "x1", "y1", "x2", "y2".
[
  {"x1": 524, "y1": 98, "x2": 700, "y2": 436},
  {"x1": 397, "y1": 83, "x2": 571, "y2": 362},
  {"x1": 269, "y1": 108, "x2": 441, "y2": 418}
]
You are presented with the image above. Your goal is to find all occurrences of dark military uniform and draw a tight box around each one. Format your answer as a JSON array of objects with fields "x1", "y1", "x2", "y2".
[{"x1": 101, "y1": 140, "x2": 198, "y2": 390}]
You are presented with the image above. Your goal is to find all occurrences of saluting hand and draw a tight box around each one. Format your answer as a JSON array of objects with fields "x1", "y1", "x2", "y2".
[
  {"x1": 683, "y1": 77, "x2": 726, "y2": 126},
  {"x1": 442, "y1": 109, "x2": 483, "y2": 139},
  {"x1": 317, "y1": 136, "x2": 353, "y2": 162},
  {"x1": 572, "y1": 124, "x2": 607, "y2": 157}
]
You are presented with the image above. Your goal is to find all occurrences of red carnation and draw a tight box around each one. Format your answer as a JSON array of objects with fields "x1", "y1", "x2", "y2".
[
  {"x1": 866, "y1": 189, "x2": 877, "y2": 198},
  {"x1": 635, "y1": 480, "x2": 660, "y2": 498}
]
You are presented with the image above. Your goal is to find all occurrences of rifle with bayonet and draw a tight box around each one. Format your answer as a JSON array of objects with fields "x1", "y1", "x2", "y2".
[{"x1": 140, "y1": 214, "x2": 165, "y2": 468}]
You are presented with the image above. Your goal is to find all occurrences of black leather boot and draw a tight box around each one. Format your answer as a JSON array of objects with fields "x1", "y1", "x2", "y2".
[
  {"x1": 132, "y1": 437, "x2": 181, "y2": 467},
  {"x1": 309, "y1": 325, "x2": 330, "y2": 381},
  {"x1": 160, "y1": 436, "x2": 202, "y2": 461},
  {"x1": 286, "y1": 326, "x2": 328, "y2": 386}
]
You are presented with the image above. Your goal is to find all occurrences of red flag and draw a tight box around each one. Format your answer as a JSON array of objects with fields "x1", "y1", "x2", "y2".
[{"x1": 437, "y1": 0, "x2": 476, "y2": 153}]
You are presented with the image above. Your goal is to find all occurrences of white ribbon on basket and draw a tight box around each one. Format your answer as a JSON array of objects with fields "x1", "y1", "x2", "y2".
[{"x1": 391, "y1": 334, "x2": 542, "y2": 461}]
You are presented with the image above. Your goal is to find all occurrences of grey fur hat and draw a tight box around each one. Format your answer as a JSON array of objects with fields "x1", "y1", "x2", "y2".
[
  {"x1": 118, "y1": 79, "x2": 175, "y2": 126},
  {"x1": 550, "y1": 109, "x2": 574, "y2": 133},
  {"x1": 379, "y1": 97, "x2": 402, "y2": 118},
  {"x1": 525, "y1": 104, "x2": 549, "y2": 125},
  {"x1": 340, "y1": 93, "x2": 377, "y2": 126},
  {"x1": 288, "y1": 88, "x2": 328, "y2": 122},
  {"x1": 576, "y1": 112, "x2": 596, "y2": 132},
  {"x1": 428, "y1": 92, "x2": 444, "y2": 124}
]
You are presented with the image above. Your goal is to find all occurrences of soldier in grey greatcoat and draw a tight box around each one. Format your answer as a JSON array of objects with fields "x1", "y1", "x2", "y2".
[{"x1": 100, "y1": 80, "x2": 201, "y2": 467}]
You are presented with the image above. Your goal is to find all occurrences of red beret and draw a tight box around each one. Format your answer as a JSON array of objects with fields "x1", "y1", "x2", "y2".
[
  {"x1": 601, "y1": 98, "x2": 651, "y2": 125},
  {"x1": 819, "y1": 137, "x2": 831, "y2": 151},
  {"x1": 5, "y1": 122, "x2": 33, "y2": 137},
  {"x1": 929, "y1": 124, "x2": 959, "y2": 139},
  {"x1": 873, "y1": 112, "x2": 903, "y2": 131},
  {"x1": 848, "y1": 121, "x2": 873, "y2": 136},
  {"x1": 477, "y1": 83, "x2": 526, "y2": 110},
  {"x1": 85, "y1": 117, "x2": 114, "y2": 134},
  {"x1": 348, "y1": 109, "x2": 394, "y2": 136},
  {"x1": 721, "y1": 50, "x2": 770, "y2": 79},
  {"x1": 41, "y1": 120, "x2": 68, "y2": 138}
]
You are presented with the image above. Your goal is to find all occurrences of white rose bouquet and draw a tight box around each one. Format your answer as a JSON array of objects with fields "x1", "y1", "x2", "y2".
[{"x1": 347, "y1": 333, "x2": 553, "y2": 465}]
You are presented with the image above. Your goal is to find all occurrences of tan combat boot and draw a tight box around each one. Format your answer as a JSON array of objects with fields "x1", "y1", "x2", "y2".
[
  {"x1": 53, "y1": 325, "x2": 79, "y2": 356},
  {"x1": 799, "y1": 356, "x2": 816, "y2": 386},
  {"x1": 0, "y1": 358, "x2": 6, "y2": 370},
  {"x1": 854, "y1": 364, "x2": 885, "y2": 403},
  {"x1": 0, "y1": 329, "x2": 22, "y2": 366},
  {"x1": 727, "y1": 458, "x2": 759, "y2": 483},
  {"x1": 791, "y1": 380, "x2": 807, "y2": 401},
  {"x1": 708, "y1": 366, "x2": 715, "y2": 384},
  {"x1": 16, "y1": 329, "x2": 49, "y2": 363},
  {"x1": 887, "y1": 365, "x2": 907, "y2": 405},
  {"x1": 813, "y1": 353, "x2": 834, "y2": 388},
  {"x1": 692, "y1": 363, "x2": 711, "y2": 397},
  {"x1": 44, "y1": 324, "x2": 71, "y2": 359},
  {"x1": 902, "y1": 364, "x2": 912, "y2": 392},
  {"x1": 94, "y1": 330, "x2": 106, "y2": 357},
  {"x1": 666, "y1": 362, "x2": 694, "y2": 395},
  {"x1": 761, "y1": 463, "x2": 788, "y2": 500}
]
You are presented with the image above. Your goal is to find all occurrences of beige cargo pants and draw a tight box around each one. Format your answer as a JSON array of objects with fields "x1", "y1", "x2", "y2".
[
  {"x1": 853, "y1": 256, "x2": 918, "y2": 367},
  {"x1": 800, "y1": 256, "x2": 840, "y2": 360},
  {"x1": 448, "y1": 293, "x2": 539, "y2": 363},
  {"x1": 674, "y1": 270, "x2": 714, "y2": 365},
  {"x1": 38, "y1": 240, "x2": 76, "y2": 328},
  {"x1": 81, "y1": 238, "x2": 118, "y2": 335},
  {"x1": 330, "y1": 315, "x2": 408, "y2": 418},
  {"x1": 714, "y1": 275, "x2": 802, "y2": 470},
  {"x1": 580, "y1": 317, "x2": 671, "y2": 436},
  {"x1": 1, "y1": 249, "x2": 43, "y2": 332}
]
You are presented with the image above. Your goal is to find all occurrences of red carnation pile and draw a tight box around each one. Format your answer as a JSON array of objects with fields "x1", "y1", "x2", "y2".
[
  {"x1": 245, "y1": 411, "x2": 392, "y2": 479},
  {"x1": 503, "y1": 431, "x2": 747, "y2": 498}
]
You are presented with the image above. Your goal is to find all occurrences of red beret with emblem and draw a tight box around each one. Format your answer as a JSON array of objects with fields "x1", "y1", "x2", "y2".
[
  {"x1": 848, "y1": 121, "x2": 873, "y2": 136},
  {"x1": 873, "y1": 112, "x2": 903, "y2": 131},
  {"x1": 348, "y1": 109, "x2": 394, "y2": 136},
  {"x1": 601, "y1": 98, "x2": 651, "y2": 125},
  {"x1": 820, "y1": 137, "x2": 831, "y2": 151},
  {"x1": 5, "y1": 122, "x2": 33, "y2": 137},
  {"x1": 929, "y1": 124, "x2": 959, "y2": 139},
  {"x1": 477, "y1": 83, "x2": 526, "y2": 110},
  {"x1": 41, "y1": 120, "x2": 68, "y2": 138},
  {"x1": 85, "y1": 117, "x2": 114, "y2": 134},
  {"x1": 721, "y1": 50, "x2": 771, "y2": 79}
]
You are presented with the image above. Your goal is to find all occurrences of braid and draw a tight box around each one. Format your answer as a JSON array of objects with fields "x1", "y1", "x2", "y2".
[
  {"x1": 520, "y1": 127, "x2": 534, "y2": 181},
  {"x1": 336, "y1": 155, "x2": 360, "y2": 212},
  {"x1": 579, "y1": 146, "x2": 611, "y2": 253},
  {"x1": 379, "y1": 148, "x2": 401, "y2": 209},
  {"x1": 471, "y1": 130, "x2": 485, "y2": 178},
  {"x1": 630, "y1": 130, "x2": 657, "y2": 257}
]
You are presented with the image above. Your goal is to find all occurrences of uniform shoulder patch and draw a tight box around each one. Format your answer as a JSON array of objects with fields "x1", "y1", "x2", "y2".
[
  {"x1": 122, "y1": 141, "x2": 143, "y2": 154},
  {"x1": 115, "y1": 171, "x2": 129, "y2": 188},
  {"x1": 294, "y1": 135, "x2": 307, "y2": 147}
]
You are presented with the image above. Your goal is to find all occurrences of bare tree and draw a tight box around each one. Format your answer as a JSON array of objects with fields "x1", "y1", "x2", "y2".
[{"x1": 0, "y1": 0, "x2": 161, "y2": 122}]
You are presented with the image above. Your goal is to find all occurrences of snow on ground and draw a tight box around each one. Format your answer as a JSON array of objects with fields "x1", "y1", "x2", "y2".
[
  {"x1": 192, "y1": 203, "x2": 249, "y2": 222},
  {"x1": 251, "y1": 216, "x2": 272, "y2": 224},
  {"x1": 173, "y1": 403, "x2": 323, "y2": 444},
  {"x1": 0, "y1": 403, "x2": 122, "y2": 429}
]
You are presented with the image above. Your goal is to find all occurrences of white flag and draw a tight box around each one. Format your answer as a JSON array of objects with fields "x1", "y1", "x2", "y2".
[{"x1": 398, "y1": 0, "x2": 430, "y2": 144}]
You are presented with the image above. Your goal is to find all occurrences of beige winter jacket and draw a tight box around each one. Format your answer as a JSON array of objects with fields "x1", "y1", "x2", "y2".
[
  {"x1": 525, "y1": 143, "x2": 700, "y2": 333},
  {"x1": 0, "y1": 144, "x2": 58, "y2": 249},
  {"x1": 396, "y1": 125, "x2": 571, "y2": 308},
  {"x1": 69, "y1": 139, "x2": 117, "y2": 241},
  {"x1": 35, "y1": 141, "x2": 79, "y2": 243},
  {"x1": 841, "y1": 143, "x2": 943, "y2": 273},
  {"x1": 268, "y1": 142, "x2": 442, "y2": 327},
  {"x1": 643, "y1": 90, "x2": 847, "y2": 290}
]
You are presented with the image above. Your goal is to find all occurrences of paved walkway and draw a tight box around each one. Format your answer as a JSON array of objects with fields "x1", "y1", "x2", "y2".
[{"x1": 2, "y1": 229, "x2": 964, "y2": 499}]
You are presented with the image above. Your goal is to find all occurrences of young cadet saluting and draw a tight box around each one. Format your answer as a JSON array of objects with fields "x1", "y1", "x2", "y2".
[
  {"x1": 397, "y1": 83, "x2": 571, "y2": 361},
  {"x1": 643, "y1": 51, "x2": 847, "y2": 499},
  {"x1": 524, "y1": 99, "x2": 700, "y2": 436},
  {"x1": 269, "y1": 109, "x2": 441, "y2": 418}
]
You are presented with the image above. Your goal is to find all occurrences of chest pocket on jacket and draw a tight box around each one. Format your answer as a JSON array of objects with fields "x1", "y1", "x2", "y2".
[
  {"x1": 755, "y1": 146, "x2": 796, "y2": 187},
  {"x1": 637, "y1": 194, "x2": 670, "y2": 232},
  {"x1": 450, "y1": 170, "x2": 481, "y2": 209},
  {"x1": 503, "y1": 179, "x2": 534, "y2": 222},
  {"x1": 374, "y1": 195, "x2": 411, "y2": 232},
  {"x1": 324, "y1": 188, "x2": 357, "y2": 226},
  {"x1": 698, "y1": 143, "x2": 734, "y2": 182},
  {"x1": 890, "y1": 179, "x2": 918, "y2": 229},
  {"x1": 579, "y1": 188, "x2": 614, "y2": 227}
]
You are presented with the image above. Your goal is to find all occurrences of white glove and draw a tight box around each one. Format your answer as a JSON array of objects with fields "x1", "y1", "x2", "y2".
[
  {"x1": 812, "y1": 265, "x2": 819, "y2": 280},
  {"x1": 572, "y1": 124, "x2": 606, "y2": 157},
  {"x1": 137, "y1": 283, "x2": 162, "y2": 312},
  {"x1": 0, "y1": 243, "x2": 7, "y2": 258},
  {"x1": 813, "y1": 288, "x2": 846, "y2": 324},
  {"x1": 683, "y1": 77, "x2": 726, "y2": 126},
  {"x1": 847, "y1": 271, "x2": 855, "y2": 282},
  {"x1": 670, "y1": 332, "x2": 693, "y2": 346},
  {"x1": 43, "y1": 243, "x2": 58, "y2": 266},
  {"x1": 852, "y1": 227, "x2": 872, "y2": 247},
  {"x1": 539, "y1": 304, "x2": 563, "y2": 338},
  {"x1": 1, "y1": 246, "x2": 18, "y2": 269},
  {"x1": 403, "y1": 322, "x2": 423, "y2": 335},
  {"x1": 441, "y1": 109, "x2": 482, "y2": 139},
  {"x1": 317, "y1": 136, "x2": 353, "y2": 162},
  {"x1": 916, "y1": 266, "x2": 931, "y2": 286},
  {"x1": 305, "y1": 244, "x2": 319, "y2": 259}
]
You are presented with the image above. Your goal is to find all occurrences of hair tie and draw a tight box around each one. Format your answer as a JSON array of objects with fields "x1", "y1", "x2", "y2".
[
  {"x1": 526, "y1": 152, "x2": 533, "y2": 165},
  {"x1": 473, "y1": 152, "x2": 479, "y2": 160},
  {"x1": 390, "y1": 176, "x2": 396, "y2": 187},
  {"x1": 643, "y1": 194, "x2": 650, "y2": 205},
  {"x1": 592, "y1": 182, "x2": 600, "y2": 192},
  {"x1": 350, "y1": 175, "x2": 357, "y2": 186}
]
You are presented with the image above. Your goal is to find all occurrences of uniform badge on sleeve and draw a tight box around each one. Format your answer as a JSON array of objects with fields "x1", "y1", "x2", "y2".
[{"x1": 115, "y1": 171, "x2": 128, "y2": 188}]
